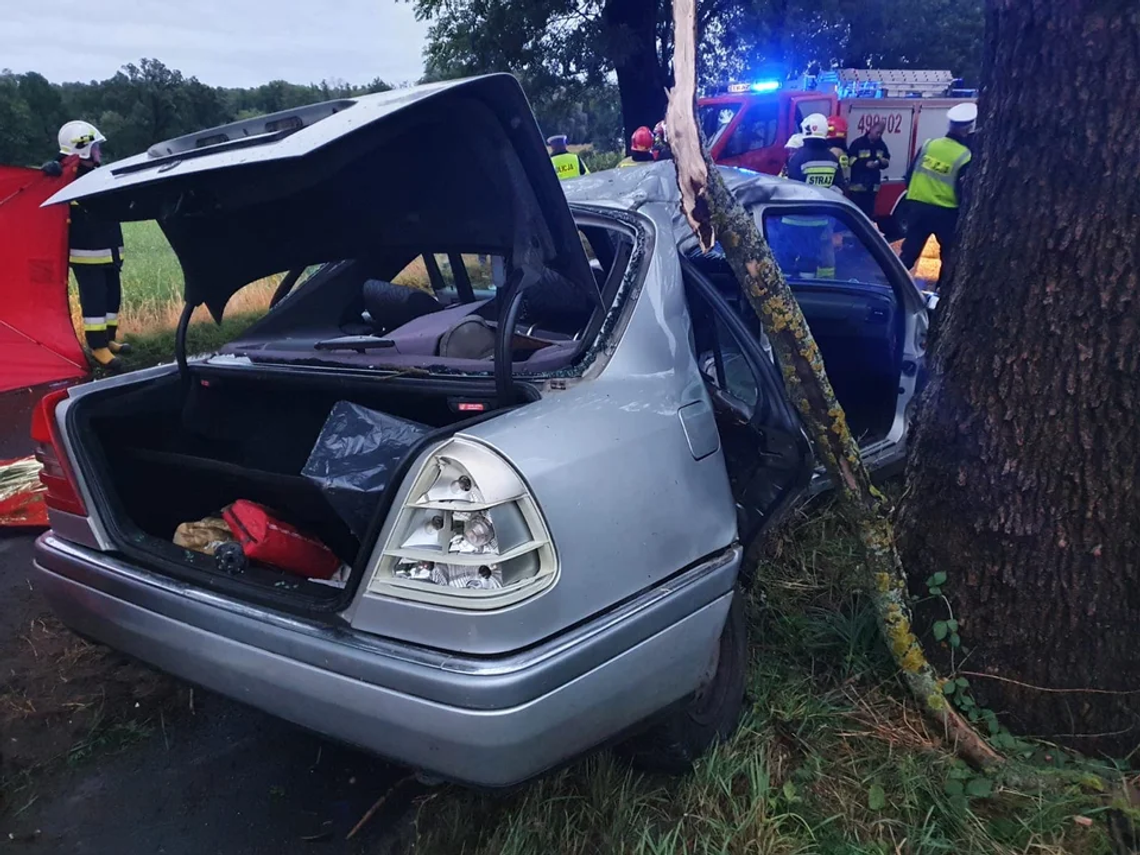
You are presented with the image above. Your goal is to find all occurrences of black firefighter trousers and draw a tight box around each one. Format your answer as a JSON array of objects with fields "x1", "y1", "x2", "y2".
[{"x1": 72, "y1": 262, "x2": 122, "y2": 350}]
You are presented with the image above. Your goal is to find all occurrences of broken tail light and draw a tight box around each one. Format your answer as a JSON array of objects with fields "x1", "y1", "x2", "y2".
[
  {"x1": 30, "y1": 388, "x2": 87, "y2": 517},
  {"x1": 367, "y1": 438, "x2": 557, "y2": 610}
]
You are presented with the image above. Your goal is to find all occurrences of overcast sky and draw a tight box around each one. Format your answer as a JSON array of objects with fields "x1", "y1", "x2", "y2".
[{"x1": 6, "y1": 0, "x2": 428, "y2": 88}]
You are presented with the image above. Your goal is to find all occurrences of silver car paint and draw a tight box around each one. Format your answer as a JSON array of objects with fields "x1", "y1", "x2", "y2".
[
  {"x1": 348, "y1": 207, "x2": 740, "y2": 653},
  {"x1": 36, "y1": 535, "x2": 736, "y2": 787}
]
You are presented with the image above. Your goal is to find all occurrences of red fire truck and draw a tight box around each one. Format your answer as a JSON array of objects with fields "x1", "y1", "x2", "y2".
[{"x1": 698, "y1": 69, "x2": 977, "y2": 234}]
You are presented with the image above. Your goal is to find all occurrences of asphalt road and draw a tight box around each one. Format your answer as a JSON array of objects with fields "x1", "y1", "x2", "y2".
[{"x1": 0, "y1": 388, "x2": 412, "y2": 854}]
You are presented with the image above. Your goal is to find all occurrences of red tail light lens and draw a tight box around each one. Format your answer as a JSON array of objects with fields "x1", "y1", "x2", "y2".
[{"x1": 31, "y1": 388, "x2": 87, "y2": 517}]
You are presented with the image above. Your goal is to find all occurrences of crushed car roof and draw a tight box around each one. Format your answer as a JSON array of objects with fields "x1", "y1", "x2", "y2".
[{"x1": 562, "y1": 161, "x2": 865, "y2": 246}]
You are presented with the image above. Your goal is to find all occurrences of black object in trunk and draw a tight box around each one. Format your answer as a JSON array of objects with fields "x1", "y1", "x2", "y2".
[{"x1": 302, "y1": 402, "x2": 430, "y2": 539}]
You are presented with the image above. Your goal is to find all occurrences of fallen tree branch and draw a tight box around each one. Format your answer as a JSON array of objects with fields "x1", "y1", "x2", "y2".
[{"x1": 666, "y1": 0, "x2": 999, "y2": 770}]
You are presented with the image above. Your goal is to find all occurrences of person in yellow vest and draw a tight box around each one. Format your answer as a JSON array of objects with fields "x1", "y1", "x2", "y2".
[
  {"x1": 547, "y1": 134, "x2": 589, "y2": 180},
  {"x1": 899, "y1": 103, "x2": 977, "y2": 286},
  {"x1": 618, "y1": 127, "x2": 656, "y2": 167}
]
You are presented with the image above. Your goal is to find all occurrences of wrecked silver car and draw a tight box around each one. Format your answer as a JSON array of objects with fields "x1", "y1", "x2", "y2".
[{"x1": 33, "y1": 75, "x2": 927, "y2": 787}]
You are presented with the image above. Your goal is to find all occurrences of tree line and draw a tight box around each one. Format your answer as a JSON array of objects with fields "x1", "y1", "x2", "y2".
[
  {"x1": 0, "y1": 0, "x2": 983, "y2": 168},
  {"x1": 413, "y1": 0, "x2": 985, "y2": 149},
  {"x1": 0, "y1": 58, "x2": 395, "y2": 168}
]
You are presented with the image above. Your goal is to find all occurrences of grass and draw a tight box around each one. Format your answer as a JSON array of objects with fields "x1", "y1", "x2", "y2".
[
  {"x1": 407, "y1": 501, "x2": 1116, "y2": 855},
  {"x1": 71, "y1": 222, "x2": 497, "y2": 368},
  {"x1": 66, "y1": 220, "x2": 276, "y2": 360}
]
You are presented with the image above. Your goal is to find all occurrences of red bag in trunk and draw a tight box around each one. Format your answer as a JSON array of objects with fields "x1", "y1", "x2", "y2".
[{"x1": 222, "y1": 500, "x2": 341, "y2": 580}]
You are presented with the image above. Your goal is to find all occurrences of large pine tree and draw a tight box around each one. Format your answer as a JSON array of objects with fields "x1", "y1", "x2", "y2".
[{"x1": 899, "y1": 0, "x2": 1140, "y2": 755}]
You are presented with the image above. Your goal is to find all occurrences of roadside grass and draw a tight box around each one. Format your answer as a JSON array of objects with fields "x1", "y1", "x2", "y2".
[
  {"x1": 410, "y1": 501, "x2": 1113, "y2": 855},
  {"x1": 65, "y1": 220, "x2": 275, "y2": 357}
]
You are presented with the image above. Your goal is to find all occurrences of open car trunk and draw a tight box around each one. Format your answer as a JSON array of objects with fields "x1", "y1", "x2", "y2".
[{"x1": 70, "y1": 368, "x2": 532, "y2": 613}]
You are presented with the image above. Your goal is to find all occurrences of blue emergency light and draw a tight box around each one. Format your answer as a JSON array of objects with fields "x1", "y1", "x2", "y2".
[{"x1": 726, "y1": 79, "x2": 781, "y2": 95}]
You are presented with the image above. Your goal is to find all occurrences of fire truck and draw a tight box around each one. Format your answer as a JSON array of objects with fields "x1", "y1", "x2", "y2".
[{"x1": 698, "y1": 69, "x2": 977, "y2": 235}]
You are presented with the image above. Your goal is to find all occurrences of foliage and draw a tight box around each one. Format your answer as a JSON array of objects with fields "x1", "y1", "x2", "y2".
[
  {"x1": 412, "y1": 0, "x2": 985, "y2": 144},
  {"x1": 581, "y1": 148, "x2": 625, "y2": 172},
  {"x1": 0, "y1": 60, "x2": 393, "y2": 167},
  {"x1": 411, "y1": 503, "x2": 1114, "y2": 855}
]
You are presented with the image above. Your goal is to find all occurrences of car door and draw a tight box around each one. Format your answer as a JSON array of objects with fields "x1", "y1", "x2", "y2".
[{"x1": 681, "y1": 258, "x2": 812, "y2": 548}]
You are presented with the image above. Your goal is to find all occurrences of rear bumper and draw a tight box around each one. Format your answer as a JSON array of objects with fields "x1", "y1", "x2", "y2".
[{"x1": 34, "y1": 534, "x2": 738, "y2": 787}]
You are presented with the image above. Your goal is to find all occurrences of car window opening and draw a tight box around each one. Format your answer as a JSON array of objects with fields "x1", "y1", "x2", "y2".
[
  {"x1": 687, "y1": 207, "x2": 904, "y2": 447},
  {"x1": 224, "y1": 223, "x2": 634, "y2": 379}
]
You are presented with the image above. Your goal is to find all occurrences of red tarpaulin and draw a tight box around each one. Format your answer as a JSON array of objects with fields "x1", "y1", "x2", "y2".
[{"x1": 0, "y1": 162, "x2": 89, "y2": 394}]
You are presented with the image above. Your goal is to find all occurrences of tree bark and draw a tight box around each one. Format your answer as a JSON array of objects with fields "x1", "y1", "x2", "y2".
[
  {"x1": 899, "y1": 0, "x2": 1140, "y2": 757},
  {"x1": 602, "y1": 0, "x2": 668, "y2": 151},
  {"x1": 667, "y1": 0, "x2": 999, "y2": 768}
]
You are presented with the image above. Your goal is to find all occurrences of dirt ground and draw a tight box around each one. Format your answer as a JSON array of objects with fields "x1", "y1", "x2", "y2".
[{"x1": 0, "y1": 388, "x2": 414, "y2": 853}]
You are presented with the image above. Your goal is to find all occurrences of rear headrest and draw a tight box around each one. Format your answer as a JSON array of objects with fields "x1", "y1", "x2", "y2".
[{"x1": 362, "y1": 279, "x2": 442, "y2": 333}]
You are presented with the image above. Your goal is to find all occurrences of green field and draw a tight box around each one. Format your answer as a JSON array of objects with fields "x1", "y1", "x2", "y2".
[{"x1": 68, "y1": 220, "x2": 276, "y2": 341}]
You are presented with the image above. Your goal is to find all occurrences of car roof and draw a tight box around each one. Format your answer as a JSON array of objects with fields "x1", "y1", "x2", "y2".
[{"x1": 562, "y1": 160, "x2": 858, "y2": 210}]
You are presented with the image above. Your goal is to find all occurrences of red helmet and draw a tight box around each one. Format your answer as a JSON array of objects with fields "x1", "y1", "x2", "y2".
[
  {"x1": 631, "y1": 126, "x2": 654, "y2": 152},
  {"x1": 827, "y1": 115, "x2": 848, "y2": 139}
]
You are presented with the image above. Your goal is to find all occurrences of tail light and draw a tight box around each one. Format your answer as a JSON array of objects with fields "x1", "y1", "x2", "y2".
[
  {"x1": 30, "y1": 388, "x2": 87, "y2": 517},
  {"x1": 368, "y1": 438, "x2": 557, "y2": 610}
]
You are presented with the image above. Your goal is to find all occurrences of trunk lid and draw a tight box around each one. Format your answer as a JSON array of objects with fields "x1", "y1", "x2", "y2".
[{"x1": 44, "y1": 75, "x2": 598, "y2": 321}]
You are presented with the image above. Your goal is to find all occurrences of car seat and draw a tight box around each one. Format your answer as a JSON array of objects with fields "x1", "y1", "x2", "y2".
[{"x1": 362, "y1": 279, "x2": 443, "y2": 334}]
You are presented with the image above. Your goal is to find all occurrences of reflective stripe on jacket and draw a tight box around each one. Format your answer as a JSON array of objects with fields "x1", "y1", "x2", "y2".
[
  {"x1": 786, "y1": 142, "x2": 845, "y2": 190},
  {"x1": 907, "y1": 136, "x2": 971, "y2": 208}
]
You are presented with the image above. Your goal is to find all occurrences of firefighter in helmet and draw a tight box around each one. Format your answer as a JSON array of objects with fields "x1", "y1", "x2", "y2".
[
  {"x1": 827, "y1": 115, "x2": 851, "y2": 184},
  {"x1": 777, "y1": 114, "x2": 845, "y2": 279},
  {"x1": 899, "y1": 103, "x2": 977, "y2": 288},
  {"x1": 42, "y1": 121, "x2": 129, "y2": 371},
  {"x1": 619, "y1": 127, "x2": 656, "y2": 167},
  {"x1": 547, "y1": 134, "x2": 590, "y2": 180},
  {"x1": 785, "y1": 113, "x2": 846, "y2": 191},
  {"x1": 652, "y1": 121, "x2": 673, "y2": 161},
  {"x1": 779, "y1": 133, "x2": 804, "y2": 177}
]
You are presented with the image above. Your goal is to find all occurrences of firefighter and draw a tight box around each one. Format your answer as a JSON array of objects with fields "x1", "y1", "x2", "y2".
[
  {"x1": 652, "y1": 121, "x2": 673, "y2": 161},
  {"x1": 785, "y1": 113, "x2": 846, "y2": 191},
  {"x1": 547, "y1": 134, "x2": 589, "y2": 180},
  {"x1": 899, "y1": 103, "x2": 976, "y2": 286},
  {"x1": 847, "y1": 118, "x2": 891, "y2": 220},
  {"x1": 619, "y1": 127, "x2": 656, "y2": 167},
  {"x1": 827, "y1": 115, "x2": 851, "y2": 183},
  {"x1": 779, "y1": 134, "x2": 804, "y2": 177},
  {"x1": 779, "y1": 114, "x2": 845, "y2": 279},
  {"x1": 42, "y1": 121, "x2": 129, "y2": 371}
]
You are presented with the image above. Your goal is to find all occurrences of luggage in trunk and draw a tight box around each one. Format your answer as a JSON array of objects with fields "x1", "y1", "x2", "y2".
[{"x1": 70, "y1": 368, "x2": 525, "y2": 611}]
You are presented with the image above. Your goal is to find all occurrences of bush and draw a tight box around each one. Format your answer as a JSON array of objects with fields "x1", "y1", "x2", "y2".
[{"x1": 582, "y1": 149, "x2": 624, "y2": 173}]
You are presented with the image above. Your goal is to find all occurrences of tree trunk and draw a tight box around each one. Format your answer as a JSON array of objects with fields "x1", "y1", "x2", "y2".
[
  {"x1": 602, "y1": 0, "x2": 668, "y2": 151},
  {"x1": 898, "y1": 0, "x2": 1140, "y2": 757},
  {"x1": 667, "y1": 0, "x2": 998, "y2": 767}
]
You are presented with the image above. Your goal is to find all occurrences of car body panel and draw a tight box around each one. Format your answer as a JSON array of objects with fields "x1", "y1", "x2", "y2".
[
  {"x1": 347, "y1": 208, "x2": 743, "y2": 653},
  {"x1": 36, "y1": 534, "x2": 735, "y2": 787}
]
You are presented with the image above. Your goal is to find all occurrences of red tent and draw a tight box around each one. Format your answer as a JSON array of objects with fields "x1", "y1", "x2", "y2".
[{"x1": 0, "y1": 163, "x2": 89, "y2": 394}]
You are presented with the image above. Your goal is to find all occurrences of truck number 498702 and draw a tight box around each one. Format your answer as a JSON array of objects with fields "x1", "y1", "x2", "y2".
[{"x1": 857, "y1": 114, "x2": 904, "y2": 134}]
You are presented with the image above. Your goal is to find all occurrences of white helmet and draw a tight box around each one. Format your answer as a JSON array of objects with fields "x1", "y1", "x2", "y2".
[
  {"x1": 800, "y1": 113, "x2": 829, "y2": 139},
  {"x1": 784, "y1": 133, "x2": 804, "y2": 150},
  {"x1": 58, "y1": 121, "x2": 106, "y2": 158}
]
